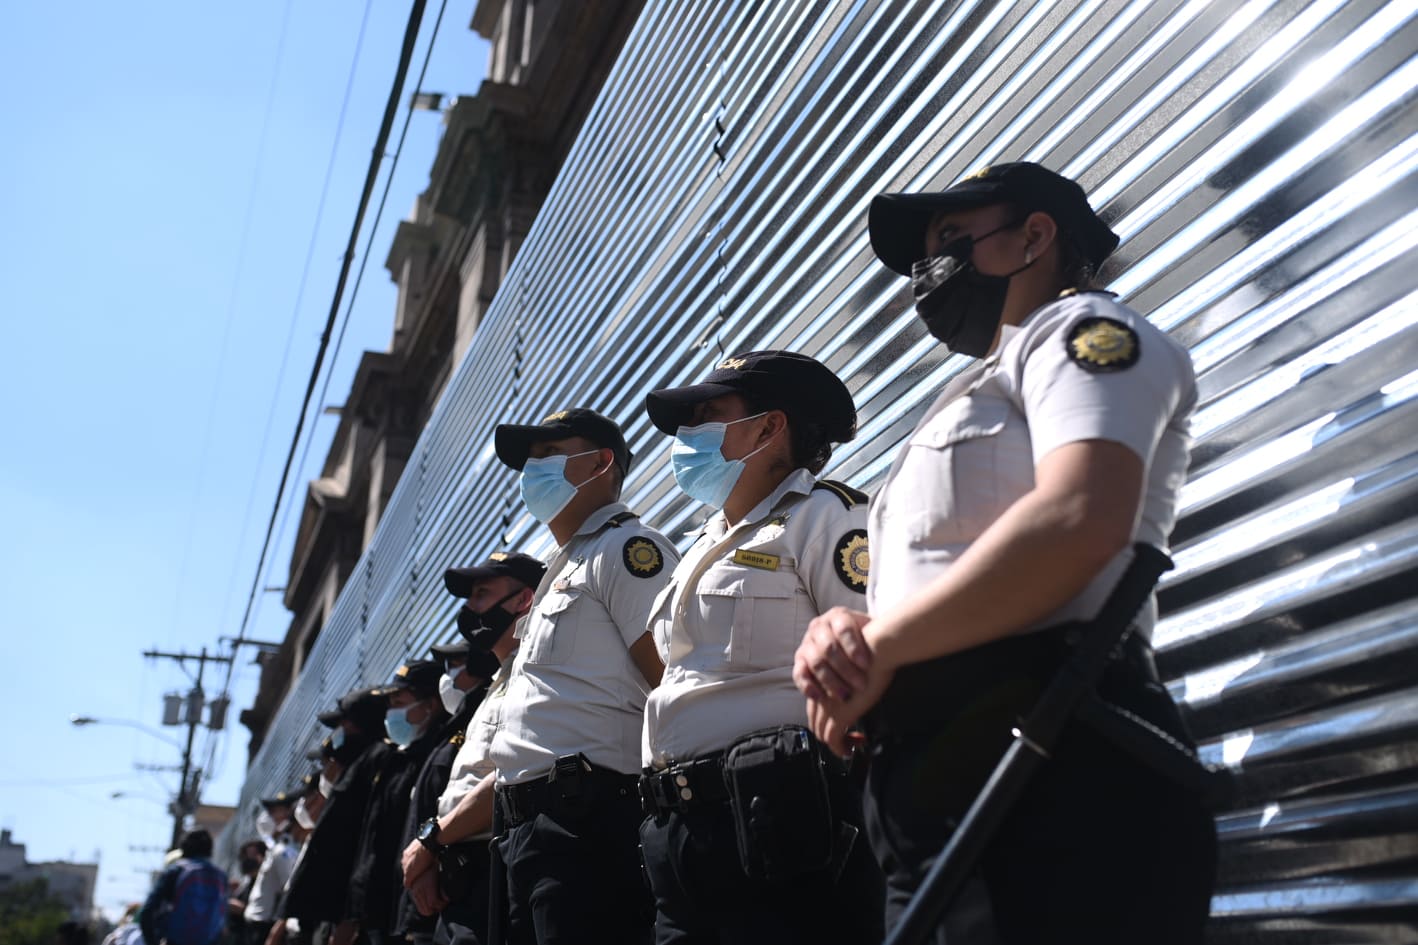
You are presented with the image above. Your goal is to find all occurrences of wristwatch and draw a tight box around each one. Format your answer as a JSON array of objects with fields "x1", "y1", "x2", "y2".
[{"x1": 416, "y1": 817, "x2": 442, "y2": 851}]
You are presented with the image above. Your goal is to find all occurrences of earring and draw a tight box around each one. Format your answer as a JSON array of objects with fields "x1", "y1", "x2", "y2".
[{"x1": 1024, "y1": 249, "x2": 1034, "y2": 265}]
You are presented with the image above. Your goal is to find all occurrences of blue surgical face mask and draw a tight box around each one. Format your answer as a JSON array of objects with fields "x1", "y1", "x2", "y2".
[
  {"x1": 519, "y1": 449, "x2": 604, "y2": 523},
  {"x1": 331, "y1": 728, "x2": 346, "y2": 750},
  {"x1": 671, "y1": 413, "x2": 772, "y2": 508},
  {"x1": 384, "y1": 703, "x2": 427, "y2": 748}
]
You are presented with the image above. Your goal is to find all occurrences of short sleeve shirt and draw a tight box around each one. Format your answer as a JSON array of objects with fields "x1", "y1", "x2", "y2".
[
  {"x1": 642, "y1": 469, "x2": 869, "y2": 768},
  {"x1": 489, "y1": 502, "x2": 679, "y2": 782},
  {"x1": 435, "y1": 658, "x2": 517, "y2": 818},
  {"x1": 867, "y1": 292, "x2": 1197, "y2": 637}
]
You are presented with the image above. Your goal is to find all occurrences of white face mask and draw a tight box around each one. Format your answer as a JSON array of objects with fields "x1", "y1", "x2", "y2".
[
  {"x1": 293, "y1": 797, "x2": 316, "y2": 830},
  {"x1": 438, "y1": 668, "x2": 466, "y2": 715},
  {"x1": 255, "y1": 809, "x2": 277, "y2": 841},
  {"x1": 318, "y1": 774, "x2": 335, "y2": 798}
]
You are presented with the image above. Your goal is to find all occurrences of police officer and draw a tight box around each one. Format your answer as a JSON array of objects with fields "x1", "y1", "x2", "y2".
[
  {"x1": 399, "y1": 552, "x2": 545, "y2": 945},
  {"x1": 794, "y1": 162, "x2": 1217, "y2": 943},
  {"x1": 242, "y1": 790, "x2": 299, "y2": 945},
  {"x1": 273, "y1": 687, "x2": 391, "y2": 945},
  {"x1": 638, "y1": 350, "x2": 884, "y2": 944},
  {"x1": 488, "y1": 408, "x2": 677, "y2": 944},
  {"x1": 347, "y1": 661, "x2": 450, "y2": 945}
]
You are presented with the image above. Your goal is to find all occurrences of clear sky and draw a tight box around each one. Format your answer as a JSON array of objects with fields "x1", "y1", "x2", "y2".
[{"x1": 0, "y1": 0, "x2": 488, "y2": 920}]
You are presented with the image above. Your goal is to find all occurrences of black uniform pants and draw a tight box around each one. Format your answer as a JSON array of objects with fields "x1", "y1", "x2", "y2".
[
  {"x1": 866, "y1": 667, "x2": 1218, "y2": 944},
  {"x1": 638, "y1": 789, "x2": 883, "y2": 945},
  {"x1": 432, "y1": 842, "x2": 493, "y2": 945},
  {"x1": 496, "y1": 780, "x2": 651, "y2": 945}
]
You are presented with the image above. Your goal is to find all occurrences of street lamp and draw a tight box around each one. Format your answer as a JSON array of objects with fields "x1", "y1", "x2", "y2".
[
  {"x1": 69, "y1": 715, "x2": 185, "y2": 753},
  {"x1": 71, "y1": 714, "x2": 189, "y2": 846}
]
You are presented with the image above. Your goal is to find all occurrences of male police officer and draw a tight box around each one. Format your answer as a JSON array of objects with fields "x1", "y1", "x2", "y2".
[
  {"x1": 488, "y1": 408, "x2": 677, "y2": 944},
  {"x1": 272, "y1": 687, "x2": 390, "y2": 945},
  {"x1": 400, "y1": 552, "x2": 545, "y2": 945}
]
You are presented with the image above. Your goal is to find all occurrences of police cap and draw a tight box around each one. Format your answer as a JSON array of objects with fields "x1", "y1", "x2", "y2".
[
  {"x1": 494, "y1": 408, "x2": 632, "y2": 475},
  {"x1": 869, "y1": 162, "x2": 1119, "y2": 276},
  {"x1": 375, "y1": 660, "x2": 443, "y2": 700},
  {"x1": 645, "y1": 350, "x2": 856, "y2": 442},
  {"x1": 443, "y1": 552, "x2": 547, "y2": 598},
  {"x1": 429, "y1": 639, "x2": 471, "y2": 663}
]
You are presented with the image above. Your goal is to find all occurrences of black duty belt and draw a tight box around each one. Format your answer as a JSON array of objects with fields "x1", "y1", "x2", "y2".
[
  {"x1": 496, "y1": 753, "x2": 638, "y2": 828},
  {"x1": 638, "y1": 754, "x2": 730, "y2": 816}
]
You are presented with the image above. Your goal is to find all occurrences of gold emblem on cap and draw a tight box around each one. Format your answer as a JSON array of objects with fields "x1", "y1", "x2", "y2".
[
  {"x1": 490, "y1": 552, "x2": 509, "y2": 561},
  {"x1": 963, "y1": 166, "x2": 991, "y2": 182},
  {"x1": 717, "y1": 356, "x2": 748, "y2": 371},
  {"x1": 542, "y1": 410, "x2": 569, "y2": 422},
  {"x1": 624, "y1": 537, "x2": 662, "y2": 575},
  {"x1": 1070, "y1": 320, "x2": 1136, "y2": 367},
  {"x1": 396, "y1": 665, "x2": 410, "y2": 678}
]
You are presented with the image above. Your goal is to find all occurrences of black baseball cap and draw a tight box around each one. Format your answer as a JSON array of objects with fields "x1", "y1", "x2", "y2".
[
  {"x1": 868, "y1": 162, "x2": 1120, "y2": 276},
  {"x1": 429, "y1": 639, "x2": 471, "y2": 662},
  {"x1": 494, "y1": 408, "x2": 632, "y2": 474},
  {"x1": 443, "y1": 552, "x2": 547, "y2": 597},
  {"x1": 646, "y1": 350, "x2": 857, "y2": 442},
  {"x1": 316, "y1": 686, "x2": 387, "y2": 734},
  {"x1": 375, "y1": 660, "x2": 443, "y2": 700},
  {"x1": 258, "y1": 790, "x2": 299, "y2": 808}
]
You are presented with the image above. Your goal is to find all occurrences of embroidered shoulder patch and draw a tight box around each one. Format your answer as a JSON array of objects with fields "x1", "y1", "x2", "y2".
[
  {"x1": 1066, "y1": 317, "x2": 1139, "y2": 373},
  {"x1": 623, "y1": 537, "x2": 664, "y2": 578},
  {"x1": 833, "y1": 529, "x2": 869, "y2": 591}
]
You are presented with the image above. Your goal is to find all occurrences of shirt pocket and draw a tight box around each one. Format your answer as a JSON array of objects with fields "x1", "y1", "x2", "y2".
[
  {"x1": 901, "y1": 395, "x2": 1032, "y2": 546},
  {"x1": 697, "y1": 562, "x2": 801, "y2": 671},
  {"x1": 524, "y1": 588, "x2": 581, "y2": 666}
]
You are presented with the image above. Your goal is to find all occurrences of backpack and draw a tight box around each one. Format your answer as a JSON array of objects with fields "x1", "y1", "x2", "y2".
[{"x1": 157, "y1": 859, "x2": 228, "y2": 945}]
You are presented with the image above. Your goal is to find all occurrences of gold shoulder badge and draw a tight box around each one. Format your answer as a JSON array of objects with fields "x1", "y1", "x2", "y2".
[
  {"x1": 833, "y1": 529, "x2": 869, "y2": 591},
  {"x1": 450, "y1": 730, "x2": 466, "y2": 746},
  {"x1": 623, "y1": 537, "x2": 664, "y2": 578},
  {"x1": 717, "y1": 356, "x2": 748, "y2": 371},
  {"x1": 1066, "y1": 317, "x2": 1139, "y2": 373}
]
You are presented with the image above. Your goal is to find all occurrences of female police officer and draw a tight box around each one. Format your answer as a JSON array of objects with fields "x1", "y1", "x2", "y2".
[
  {"x1": 638, "y1": 350, "x2": 883, "y2": 944},
  {"x1": 793, "y1": 163, "x2": 1217, "y2": 943}
]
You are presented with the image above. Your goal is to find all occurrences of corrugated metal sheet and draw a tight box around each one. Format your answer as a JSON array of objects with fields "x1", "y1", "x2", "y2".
[{"x1": 232, "y1": 0, "x2": 1418, "y2": 938}]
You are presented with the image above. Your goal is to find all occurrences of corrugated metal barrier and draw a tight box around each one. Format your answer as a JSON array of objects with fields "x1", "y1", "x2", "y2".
[{"x1": 232, "y1": 1, "x2": 1418, "y2": 939}]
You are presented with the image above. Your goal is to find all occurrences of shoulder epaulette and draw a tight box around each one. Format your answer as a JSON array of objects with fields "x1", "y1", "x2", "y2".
[
  {"x1": 607, "y1": 511, "x2": 639, "y2": 527},
  {"x1": 813, "y1": 479, "x2": 868, "y2": 508}
]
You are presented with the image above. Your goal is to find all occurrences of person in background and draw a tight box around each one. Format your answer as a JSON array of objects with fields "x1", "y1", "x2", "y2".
[
  {"x1": 271, "y1": 688, "x2": 391, "y2": 945},
  {"x1": 346, "y1": 662, "x2": 450, "y2": 945},
  {"x1": 226, "y1": 840, "x2": 266, "y2": 945},
  {"x1": 141, "y1": 830, "x2": 228, "y2": 945},
  {"x1": 243, "y1": 790, "x2": 300, "y2": 945}
]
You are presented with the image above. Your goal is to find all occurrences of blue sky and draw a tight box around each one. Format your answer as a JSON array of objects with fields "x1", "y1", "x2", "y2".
[{"x1": 0, "y1": 0, "x2": 488, "y2": 919}]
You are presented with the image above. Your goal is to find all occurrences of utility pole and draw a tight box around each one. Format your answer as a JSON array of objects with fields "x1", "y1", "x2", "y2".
[{"x1": 143, "y1": 646, "x2": 232, "y2": 849}]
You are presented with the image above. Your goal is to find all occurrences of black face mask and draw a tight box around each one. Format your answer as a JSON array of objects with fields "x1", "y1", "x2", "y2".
[
  {"x1": 910, "y1": 221, "x2": 1033, "y2": 359},
  {"x1": 455, "y1": 589, "x2": 523, "y2": 652}
]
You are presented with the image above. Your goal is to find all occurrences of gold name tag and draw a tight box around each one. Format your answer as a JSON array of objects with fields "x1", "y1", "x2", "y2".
[{"x1": 733, "y1": 549, "x2": 780, "y2": 571}]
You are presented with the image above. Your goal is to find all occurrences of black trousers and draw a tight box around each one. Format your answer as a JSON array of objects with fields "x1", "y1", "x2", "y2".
[
  {"x1": 639, "y1": 789, "x2": 883, "y2": 945},
  {"x1": 496, "y1": 781, "x2": 652, "y2": 945},
  {"x1": 866, "y1": 673, "x2": 1218, "y2": 944},
  {"x1": 432, "y1": 843, "x2": 493, "y2": 945}
]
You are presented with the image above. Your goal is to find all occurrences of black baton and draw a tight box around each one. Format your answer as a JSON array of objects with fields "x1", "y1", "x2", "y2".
[{"x1": 885, "y1": 543, "x2": 1173, "y2": 945}]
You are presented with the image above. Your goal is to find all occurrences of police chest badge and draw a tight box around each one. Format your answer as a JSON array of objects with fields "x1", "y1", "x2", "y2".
[
  {"x1": 1066, "y1": 317, "x2": 1139, "y2": 373},
  {"x1": 623, "y1": 537, "x2": 664, "y2": 578},
  {"x1": 833, "y1": 529, "x2": 869, "y2": 591}
]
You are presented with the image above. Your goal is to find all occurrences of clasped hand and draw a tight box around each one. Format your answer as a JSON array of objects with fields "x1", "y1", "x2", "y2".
[{"x1": 792, "y1": 606, "x2": 894, "y2": 756}]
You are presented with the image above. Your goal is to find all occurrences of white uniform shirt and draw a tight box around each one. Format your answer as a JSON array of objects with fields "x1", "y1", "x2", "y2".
[
  {"x1": 868, "y1": 292, "x2": 1196, "y2": 638},
  {"x1": 643, "y1": 469, "x2": 869, "y2": 769},
  {"x1": 489, "y1": 502, "x2": 678, "y2": 782},
  {"x1": 243, "y1": 832, "x2": 298, "y2": 922},
  {"x1": 436, "y1": 656, "x2": 518, "y2": 818}
]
